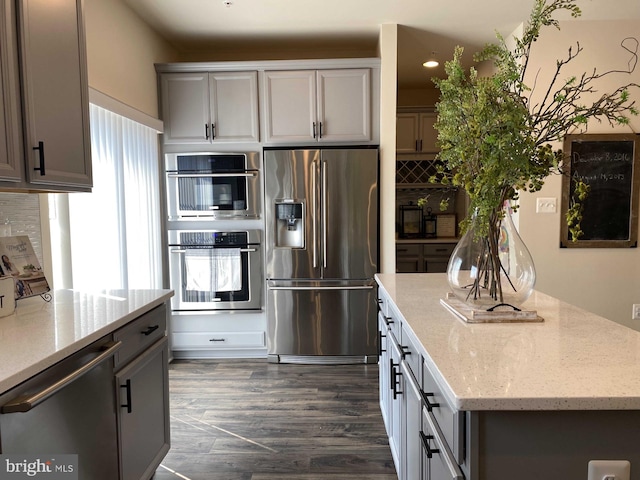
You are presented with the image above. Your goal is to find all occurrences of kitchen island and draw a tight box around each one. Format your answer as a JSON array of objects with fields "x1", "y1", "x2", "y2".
[
  {"x1": 376, "y1": 273, "x2": 640, "y2": 480},
  {"x1": 0, "y1": 289, "x2": 173, "y2": 480}
]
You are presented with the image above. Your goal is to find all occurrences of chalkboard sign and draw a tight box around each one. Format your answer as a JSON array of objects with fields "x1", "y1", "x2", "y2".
[{"x1": 560, "y1": 134, "x2": 640, "y2": 248}]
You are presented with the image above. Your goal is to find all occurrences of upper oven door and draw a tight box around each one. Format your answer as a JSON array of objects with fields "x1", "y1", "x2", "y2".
[
  {"x1": 168, "y1": 230, "x2": 262, "y2": 311},
  {"x1": 166, "y1": 152, "x2": 260, "y2": 220}
]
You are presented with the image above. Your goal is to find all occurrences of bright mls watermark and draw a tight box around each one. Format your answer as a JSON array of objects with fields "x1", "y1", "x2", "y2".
[{"x1": 0, "y1": 455, "x2": 77, "y2": 480}]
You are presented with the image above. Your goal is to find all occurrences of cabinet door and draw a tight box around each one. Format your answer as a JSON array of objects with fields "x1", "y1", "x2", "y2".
[
  {"x1": 317, "y1": 69, "x2": 371, "y2": 142},
  {"x1": 378, "y1": 312, "x2": 391, "y2": 433},
  {"x1": 0, "y1": 0, "x2": 23, "y2": 182},
  {"x1": 161, "y1": 72, "x2": 211, "y2": 144},
  {"x1": 209, "y1": 71, "x2": 259, "y2": 143},
  {"x1": 396, "y1": 113, "x2": 419, "y2": 153},
  {"x1": 402, "y1": 362, "x2": 422, "y2": 480},
  {"x1": 19, "y1": 0, "x2": 92, "y2": 189},
  {"x1": 389, "y1": 339, "x2": 403, "y2": 479},
  {"x1": 263, "y1": 70, "x2": 316, "y2": 143},
  {"x1": 116, "y1": 337, "x2": 170, "y2": 480},
  {"x1": 419, "y1": 112, "x2": 438, "y2": 153}
]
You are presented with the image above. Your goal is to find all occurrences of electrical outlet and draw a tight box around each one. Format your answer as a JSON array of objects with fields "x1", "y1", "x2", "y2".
[
  {"x1": 588, "y1": 460, "x2": 630, "y2": 480},
  {"x1": 536, "y1": 197, "x2": 557, "y2": 213},
  {"x1": 633, "y1": 304, "x2": 640, "y2": 320}
]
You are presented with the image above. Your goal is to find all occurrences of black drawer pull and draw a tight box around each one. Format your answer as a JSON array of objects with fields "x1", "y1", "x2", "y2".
[
  {"x1": 390, "y1": 358, "x2": 402, "y2": 399},
  {"x1": 383, "y1": 315, "x2": 394, "y2": 325},
  {"x1": 141, "y1": 325, "x2": 159, "y2": 336},
  {"x1": 400, "y1": 345, "x2": 411, "y2": 359},
  {"x1": 420, "y1": 431, "x2": 440, "y2": 458},
  {"x1": 421, "y1": 390, "x2": 441, "y2": 411},
  {"x1": 378, "y1": 330, "x2": 386, "y2": 355},
  {"x1": 209, "y1": 338, "x2": 226, "y2": 342},
  {"x1": 120, "y1": 379, "x2": 132, "y2": 413}
]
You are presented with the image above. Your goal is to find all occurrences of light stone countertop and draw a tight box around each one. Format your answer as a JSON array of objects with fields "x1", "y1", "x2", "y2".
[
  {"x1": 376, "y1": 273, "x2": 640, "y2": 411},
  {"x1": 0, "y1": 289, "x2": 173, "y2": 393}
]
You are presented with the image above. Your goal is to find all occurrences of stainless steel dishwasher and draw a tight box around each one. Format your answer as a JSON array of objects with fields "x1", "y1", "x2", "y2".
[{"x1": 0, "y1": 335, "x2": 121, "y2": 480}]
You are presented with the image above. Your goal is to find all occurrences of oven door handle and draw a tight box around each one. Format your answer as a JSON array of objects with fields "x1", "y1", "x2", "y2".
[
  {"x1": 1, "y1": 341, "x2": 122, "y2": 414},
  {"x1": 170, "y1": 248, "x2": 256, "y2": 253},
  {"x1": 268, "y1": 285, "x2": 374, "y2": 291},
  {"x1": 167, "y1": 172, "x2": 257, "y2": 178}
]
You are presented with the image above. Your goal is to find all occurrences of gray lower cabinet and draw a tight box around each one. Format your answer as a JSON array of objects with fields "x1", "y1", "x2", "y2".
[
  {"x1": 114, "y1": 304, "x2": 171, "y2": 480},
  {"x1": 378, "y1": 282, "x2": 640, "y2": 480}
]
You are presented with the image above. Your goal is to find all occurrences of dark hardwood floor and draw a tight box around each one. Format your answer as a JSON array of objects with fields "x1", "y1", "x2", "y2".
[{"x1": 153, "y1": 359, "x2": 397, "y2": 480}]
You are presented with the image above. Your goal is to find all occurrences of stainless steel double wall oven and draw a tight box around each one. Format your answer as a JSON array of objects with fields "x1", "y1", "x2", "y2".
[{"x1": 165, "y1": 152, "x2": 262, "y2": 313}]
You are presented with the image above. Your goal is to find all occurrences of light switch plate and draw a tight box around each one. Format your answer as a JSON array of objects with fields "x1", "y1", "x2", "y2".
[
  {"x1": 536, "y1": 197, "x2": 557, "y2": 213},
  {"x1": 588, "y1": 460, "x2": 630, "y2": 480}
]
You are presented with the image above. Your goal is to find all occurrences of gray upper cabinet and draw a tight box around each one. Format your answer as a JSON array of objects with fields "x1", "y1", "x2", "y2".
[
  {"x1": 0, "y1": 1, "x2": 23, "y2": 183},
  {"x1": 263, "y1": 69, "x2": 371, "y2": 144},
  {"x1": 17, "y1": 0, "x2": 92, "y2": 191},
  {"x1": 160, "y1": 71, "x2": 260, "y2": 144}
]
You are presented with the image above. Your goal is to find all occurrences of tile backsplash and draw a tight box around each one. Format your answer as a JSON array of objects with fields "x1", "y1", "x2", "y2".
[{"x1": 0, "y1": 193, "x2": 42, "y2": 264}]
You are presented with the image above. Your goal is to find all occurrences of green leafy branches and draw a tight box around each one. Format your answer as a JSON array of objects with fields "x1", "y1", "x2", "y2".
[{"x1": 432, "y1": 0, "x2": 639, "y2": 240}]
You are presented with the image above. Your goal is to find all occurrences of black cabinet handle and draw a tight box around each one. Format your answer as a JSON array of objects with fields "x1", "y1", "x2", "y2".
[
  {"x1": 383, "y1": 315, "x2": 394, "y2": 326},
  {"x1": 120, "y1": 379, "x2": 132, "y2": 413},
  {"x1": 211, "y1": 123, "x2": 216, "y2": 140},
  {"x1": 209, "y1": 338, "x2": 226, "y2": 342},
  {"x1": 312, "y1": 122, "x2": 317, "y2": 139},
  {"x1": 205, "y1": 124, "x2": 209, "y2": 139},
  {"x1": 319, "y1": 122, "x2": 323, "y2": 138},
  {"x1": 390, "y1": 358, "x2": 402, "y2": 399},
  {"x1": 421, "y1": 390, "x2": 441, "y2": 412},
  {"x1": 33, "y1": 141, "x2": 45, "y2": 176},
  {"x1": 420, "y1": 431, "x2": 439, "y2": 458},
  {"x1": 141, "y1": 325, "x2": 159, "y2": 336},
  {"x1": 378, "y1": 330, "x2": 386, "y2": 355},
  {"x1": 400, "y1": 345, "x2": 412, "y2": 359}
]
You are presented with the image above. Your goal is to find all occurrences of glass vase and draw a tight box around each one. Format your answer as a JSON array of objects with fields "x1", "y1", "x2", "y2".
[{"x1": 447, "y1": 202, "x2": 536, "y2": 310}]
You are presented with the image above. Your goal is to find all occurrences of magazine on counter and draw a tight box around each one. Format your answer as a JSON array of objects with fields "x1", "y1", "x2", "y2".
[{"x1": 0, "y1": 235, "x2": 50, "y2": 300}]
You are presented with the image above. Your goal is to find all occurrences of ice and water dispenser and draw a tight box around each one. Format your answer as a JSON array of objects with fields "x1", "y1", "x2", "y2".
[{"x1": 275, "y1": 201, "x2": 304, "y2": 248}]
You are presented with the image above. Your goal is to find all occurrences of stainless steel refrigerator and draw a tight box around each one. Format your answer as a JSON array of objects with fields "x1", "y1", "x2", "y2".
[{"x1": 264, "y1": 148, "x2": 379, "y2": 363}]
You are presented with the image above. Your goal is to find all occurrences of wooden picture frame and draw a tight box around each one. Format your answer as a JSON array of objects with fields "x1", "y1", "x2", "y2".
[{"x1": 560, "y1": 134, "x2": 640, "y2": 248}]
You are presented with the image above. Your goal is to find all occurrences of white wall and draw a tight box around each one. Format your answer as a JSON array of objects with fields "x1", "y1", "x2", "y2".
[
  {"x1": 378, "y1": 24, "x2": 398, "y2": 274},
  {"x1": 519, "y1": 19, "x2": 640, "y2": 329},
  {"x1": 84, "y1": 0, "x2": 178, "y2": 117}
]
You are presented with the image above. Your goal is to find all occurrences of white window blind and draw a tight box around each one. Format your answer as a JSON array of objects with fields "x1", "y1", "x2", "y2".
[{"x1": 63, "y1": 104, "x2": 162, "y2": 290}]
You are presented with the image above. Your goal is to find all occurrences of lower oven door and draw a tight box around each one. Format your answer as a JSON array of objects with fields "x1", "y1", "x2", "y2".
[{"x1": 168, "y1": 235, "x2": 262, "y2": 311}]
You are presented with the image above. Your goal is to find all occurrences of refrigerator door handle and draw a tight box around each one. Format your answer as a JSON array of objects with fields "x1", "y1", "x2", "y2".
[
  {"x1": 322, "y1": 159, "x2": 328, "y2": 268},
  {"x1": 312, "y1": 160, "x2": 318, "y2": 268},
  {"x1": 268, "y1": 285, "x2": 374, "y2": 291}
]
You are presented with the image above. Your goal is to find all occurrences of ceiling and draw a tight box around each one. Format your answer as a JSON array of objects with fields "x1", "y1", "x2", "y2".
[{"x1": 123, "y1": 0, "x2": 640, "y2": 89}]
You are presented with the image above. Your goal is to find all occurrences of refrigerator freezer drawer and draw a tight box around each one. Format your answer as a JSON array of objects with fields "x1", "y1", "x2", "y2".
[{"x1": 267, "y1": 284, "x2": 377, "y2": 357}]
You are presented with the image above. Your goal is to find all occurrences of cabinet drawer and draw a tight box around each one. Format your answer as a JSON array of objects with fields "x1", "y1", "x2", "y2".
[
  {"x1": 423, "y1": 243, "x2": 456, "y2": 257},
  {"x1": 396, "y1": 244, "x2": 421, "y2": 256},
  {"x1": 172, "y1": 331, "x2": 265, "y2": 350},
  {"x1": 113, "y1": 304, "x2": 167, "y2": 369},
  {"x1": 386, "y1": 301, "x2": 402, "y2": 343},
  {"x1": 400, "y1": 324, "x2": 420, "y2": 381},
  {"x1": 377, "y1": 292, "x2": 389, "y2": 317},
  {"x1": 421, "y1": 406, "x2": 464, "y2": 480},
  {"x1": 422, "y1": 359, "x2": 464, "y2": 463}
]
